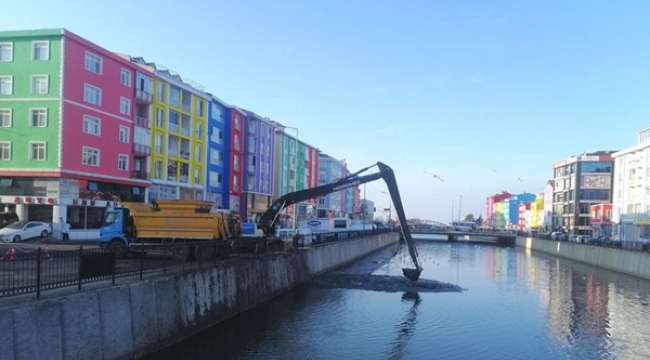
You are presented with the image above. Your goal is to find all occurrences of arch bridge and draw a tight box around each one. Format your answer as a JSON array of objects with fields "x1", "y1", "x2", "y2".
[{"x1": 407, "y1": 219, "x2": 452, "y2": 231}]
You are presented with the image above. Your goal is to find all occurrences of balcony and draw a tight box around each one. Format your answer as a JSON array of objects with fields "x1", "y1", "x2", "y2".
[
  {"x1": 131, "y1": 170, "x2": 149, "y2": 180},
  {"x1": 133, "y1": 143, "x2": 151, "y2": 156},
  {"x1": 135, "y1": 88, "x2": 153, "y2": 103},
  {"x1": 134, "y1": 115, "x2": 150, "y2": 129}
]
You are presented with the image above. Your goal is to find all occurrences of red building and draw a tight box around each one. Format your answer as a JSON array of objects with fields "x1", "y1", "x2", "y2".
[
  {"x1": 227, "y1": 107, "x2": 245, "y2": 212},
  {"x1": 590, "y1": 203, "x2": 613, "y2": 238},
  {"x1": 486, "y1": 191, "x2": 511, "y2": 227}
]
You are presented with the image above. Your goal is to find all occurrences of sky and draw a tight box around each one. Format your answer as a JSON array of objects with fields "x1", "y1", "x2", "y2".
[{"x1": 3, "y1": 1, "x2": 650, "y2": 222}]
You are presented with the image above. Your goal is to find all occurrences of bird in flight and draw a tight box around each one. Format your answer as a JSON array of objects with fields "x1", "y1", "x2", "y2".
[
  {"x1": 423, "y1": 171, "x2": 445, "y2": 182},
  {"x1": 517, "y1": 177, "x2": 524, "y2": 182}
]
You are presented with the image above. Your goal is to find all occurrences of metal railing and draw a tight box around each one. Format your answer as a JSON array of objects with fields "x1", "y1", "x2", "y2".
[
  {"x1": 0, "y1": 229, "x2": 393, "y2": 299},
  {"x1": 521, "y1": 231, "x2": 650, "y2": 252}
]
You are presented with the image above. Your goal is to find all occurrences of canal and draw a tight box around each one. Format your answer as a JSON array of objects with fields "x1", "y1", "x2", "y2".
[{"x1": 146, "y1": 235, "x2": 650, "y2": 359}]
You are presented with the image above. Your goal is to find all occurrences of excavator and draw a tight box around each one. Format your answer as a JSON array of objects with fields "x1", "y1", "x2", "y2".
[{"x1": 257, "y1": 162, "x2": 423, "y2": 282}]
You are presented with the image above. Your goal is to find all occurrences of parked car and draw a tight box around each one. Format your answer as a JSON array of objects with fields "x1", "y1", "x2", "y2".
[
  {"x1": 550, "y1": 232, "x2": 563, "y2": 240},
  {"x1": 0, "y1": 212, "x2": 19, "y2": 229},
  {"x1": 0, "y1": 220, "x2": 52, "y2": 243}
]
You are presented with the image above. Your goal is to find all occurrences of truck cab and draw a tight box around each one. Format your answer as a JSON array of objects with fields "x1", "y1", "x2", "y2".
[{"x1": 99, "y1": 207, "x2": 132, "y2": 255}]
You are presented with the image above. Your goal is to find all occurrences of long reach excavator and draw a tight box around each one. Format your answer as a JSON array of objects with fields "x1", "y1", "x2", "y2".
[{"x1": 257, "y1": 162, "x2": 423, "y2": 281}]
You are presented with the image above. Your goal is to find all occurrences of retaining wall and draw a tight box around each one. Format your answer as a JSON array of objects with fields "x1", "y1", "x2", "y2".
[
  {"x1": 516, "y1": 236, "x2": 650, "y2": 280},
  {"x1": 0, "y1": 232, "x2": 399, "y2": 360}
]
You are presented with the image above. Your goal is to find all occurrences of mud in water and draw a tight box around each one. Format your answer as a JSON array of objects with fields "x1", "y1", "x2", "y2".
[{"x1": 307, "y1": 243, "x2": 465, "y2": 293}]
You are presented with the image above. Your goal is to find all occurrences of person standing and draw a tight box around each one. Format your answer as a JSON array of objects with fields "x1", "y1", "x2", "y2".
[{"x1": 61, "y1": 218, "x2": 70, "y2": 241}]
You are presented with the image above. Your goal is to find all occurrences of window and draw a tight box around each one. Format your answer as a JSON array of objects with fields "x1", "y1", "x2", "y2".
[
  {"x1": 195, "y1": 145, "x2": 201, "y2": 162},
  {"x1": 0, "y1": 43, "x2": 12, "y2": 61},
  {"x1": 119, "y1": 126, "x2": 130, "y2": 143},
  {"x1": 0, "y1": 142, "x2": 10, "y2": 160},
  {"x1": 82, "y1": 147, "x2": 100, "y2": 166},
  {"x1": 120, "y1": 97, "x2": 130, "y2": 115},
  {"x1": 156, "y1": 82, "x2": 164, "y2": 101},
  {"x1": 198, "y1": 100, "x2": 204, "y2": 116},
  {"x1": 31, "y1": 75, "x2": 48, "y2": 94},
  {"x1": 169, "y1": 85, "x2": 180, "y2": 107},
  {"x1": 209, "y1": 171, "x2": 222, "y2": 188},
  {"x1": 210, "y1": 149, "x2": 223, "y2": 166},
  {"x1": 84, "y1": 52, "x2": 102, "y2": 74},
  {"x1": 30, "y1": 109, "x2": 47, "y2": 127},
  {"x1": 29, "y1": 142, "x2": 46, "y2": 160},
  {"x1": 0, "y1": 76, "x2": 12, "y2": 95},
  {"x1": 83, "y1": 115, "x2": 101, "y2": 136},
  {"x1": 154, "y1": 134, "x2": 162, "y2": 153},
  {"x1": 120, "y1": 69, "x2": 131, "y2": 86},
  {"x1": 118, "y1": 154, "x2": 129, "y2": 171},
  {"x1": 0, "y1": 109, "x2": 11, "y2": 127},
  {"x1": 235, "y1": 115, "x2": 240, "y2": 129},
  {"x1": 154, "y1": 160, "x2": 162, "y2": 179},
  {"x1": 155, "y1": 108, "x2": 164, "y2": 127},
  {"x1": 83, "y1": 84, "x2": 101, "y2": 105},
  {"x1": 234, "y1": 155, "x2": 239, "y2": 171},
  {"x1": 32, "y1": 41, "x2": 49, "y2": 60},
  {"x1": 234, "y1": 135, "x2": 240, "y2": 151},
  {"x1": 195, "y1": 122, "x2": 203, "y2": 139}
]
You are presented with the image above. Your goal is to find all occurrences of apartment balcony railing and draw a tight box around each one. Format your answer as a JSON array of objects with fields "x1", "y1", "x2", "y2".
[
  {"x1": 133, "y1": 143, "x2": 151, "y2": 156},
  {"x1": 168, "y1": 149, "x2": 179, "y2": 157},
  {"x1": 181, "y1": 127, "x2": 191, "y2": 136},
  {"x1": 134, "y1": 115, "x2": 150, "y2": 129},
  {"x1": 169, "y1": 123, "x2": 179, "y2": 133},
  {"x1": 131, "y1": 170, "x2": 149, "y2": 180},
  {"x1": 135, "y1": 88, "x2": 153, "y2": 103},
  {"x1": 180, "y1": 175, "x2": 189, "y2": 183}
]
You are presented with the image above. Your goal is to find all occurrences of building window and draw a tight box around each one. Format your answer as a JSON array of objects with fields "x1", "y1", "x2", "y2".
[
  {"x1": 169, "y1": 85, "x2": 180, "y2": 107},
  {"x1": 195, "y1": 122, "x2": 203, "y2": 139},
  {"x1": 120, "y1": 69, "x2": 131, "y2": 87},
  {"x1": 0, "y1": 109, "x2": 11, "y2": 127},
  {"x1": 210, "y1": 149, "x2": 223, "y2": 166},
  {"x1": 195, "y1": 145, "x2": 201, "y2": 162},
  {"x1": 198, "y1": 100, "x2": 204, "y2": 117},
  {"x1": 194, "y1": 168, "x2": 200, "y2": 184},
  {"x1": 30, "y1": 109, "x2": 47, "y2": 127},
  {"x1": 0, "y1": 43, "x2": 12, "y2": 61},
  {"x1": 0, "y1": 76, "x2": 13, "y2": 95},
  {"x1": 235, "y1": 115, "x2": 240, "y2": 129},
  {"x1": 83, "y1": 84, "x2": 101, "y2": 105},
  {"x1": 154, "y1": 134, "x2": 162, "y2": 153},
  {"x1": 82, "y1": 147, "x2": 100, "y2": 166},
  {"x1": 234, "y1": 155, "x2": 239, "y2": 171},
  {"x1": 119, "y1": 126, "x2": 130, "y2": 143},
  {"x1": 29, "y1": 142, "x2": 46, "y2": 160},
  {"x1": 118, "y1": 154, "x2": 129, "y2": 171},
  {"x1": 156, "y1": 82, "x2": 164, "y2": 101},
  {"x1": 209, "y1": 171, "x2": 222, "y2": 188},
  {"x1": 31, "y1": 75, "x2": 48, "y2": 94},
  {"x1": 120, "y1": 97, "x2": 130, "y2": 115},
  {"x1": 154, "y1": 160, "x2": 162, "y2": 179},
  {"x1": 84, "y1": 52, "x2": 102, "y2": 74},
  {"x1": 234, "y1": 135, "x2": 240, "y2": 151},
  {"x1": 83, "y1": 115, "x2": 101, "y2": 136},
  {"x1": 32, "y1": 41, "x2": 49, "y2": 60},
  {"x1": 0, "y1": 142, "x2": 10, "y2": 160},
  {"x1": 156, "y1": 108, "x2": 164, "y2": 127}
]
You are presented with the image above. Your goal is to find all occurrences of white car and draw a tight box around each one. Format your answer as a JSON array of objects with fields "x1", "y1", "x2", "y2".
[{"x1": 0, "y1": 220, "x2": 52, "y2": 243}]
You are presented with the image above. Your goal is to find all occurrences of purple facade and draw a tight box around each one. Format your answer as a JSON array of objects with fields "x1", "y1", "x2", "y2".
[{"x1": 242, "y1": 111, "x2": 277, "y2": 219}]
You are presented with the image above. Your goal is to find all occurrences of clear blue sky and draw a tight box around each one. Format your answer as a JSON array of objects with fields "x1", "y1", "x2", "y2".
[{"x1": 4, "y1": 1, "x2": 650, "y2": 222}]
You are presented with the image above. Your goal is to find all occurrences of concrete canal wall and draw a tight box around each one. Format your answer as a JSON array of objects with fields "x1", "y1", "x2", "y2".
[
  {"x1": 516, "y1": 236, "x2": 650, "y2": 280},
  {"x1": 0, "y1": 233, "x2": 399, "y2": 360}
]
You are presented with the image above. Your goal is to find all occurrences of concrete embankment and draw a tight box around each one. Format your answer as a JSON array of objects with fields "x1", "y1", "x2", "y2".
[
  {"x1": 0, "y1": 232, "x2": 399, "y2": 360},
  {"x1": 516, "y1": 236, "x2": 650, "y2": 280}
]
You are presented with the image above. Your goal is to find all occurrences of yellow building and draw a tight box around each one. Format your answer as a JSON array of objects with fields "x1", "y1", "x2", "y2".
[
  {"x1": 129, "y1": 59, "x2": 209, "y2": 201},
  {"x1": 529, "y1": 194, "x2": 544, "y2": 229},
  {"x1": 495, "y1": 201, "x2": 506, "y2": 228}
]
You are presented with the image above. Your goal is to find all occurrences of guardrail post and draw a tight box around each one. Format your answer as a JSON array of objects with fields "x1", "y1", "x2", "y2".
[
  {"x1": 78, "y1": 245, "x2": 83, "y2": 291},
  {"x1": 163, "y1": 242, "x2": 167, "y2": 275},
  {"x1": 36, "y1": 247, "x2": 42, "y2": 298},
  {"x1": 111, "y1": 245, "x2": 117, "y2": 285}
]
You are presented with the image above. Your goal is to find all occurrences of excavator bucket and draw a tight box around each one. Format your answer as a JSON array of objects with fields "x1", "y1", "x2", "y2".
[{"x1": 402, "y1": 268, "x2": 421, "y2": 282}]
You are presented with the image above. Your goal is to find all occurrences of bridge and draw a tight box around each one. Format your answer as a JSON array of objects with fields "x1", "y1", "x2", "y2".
[
  {"x1": 407, "y1": 219, "x2": 453, "y2": 231},
  {"x1": 410, "y1": 229, "x2": 516, "y2": 247}
]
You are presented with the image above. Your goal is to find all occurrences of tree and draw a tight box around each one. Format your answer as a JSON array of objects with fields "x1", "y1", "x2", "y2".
[{"x1": 464, "y1": 213, "x2": 475, "y2": 222}]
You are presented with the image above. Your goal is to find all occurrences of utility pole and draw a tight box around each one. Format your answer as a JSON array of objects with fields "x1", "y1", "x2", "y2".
[
  {"x1": 451, "y1": 199, "x2": 454, "y2": 223},
  {"x1": 458, "y1": 195, "x2": 462, "y2": 221}
]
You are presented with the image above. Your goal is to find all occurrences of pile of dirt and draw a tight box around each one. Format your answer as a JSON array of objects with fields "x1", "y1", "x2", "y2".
[{"x1": 308, "y1": 274, "x2": 464, "y2": 293}]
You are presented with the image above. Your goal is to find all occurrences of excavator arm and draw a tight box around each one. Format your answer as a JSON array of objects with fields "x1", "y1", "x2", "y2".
[{"x1": 258, "y1": 162, "x2": 422, "y2": 281}]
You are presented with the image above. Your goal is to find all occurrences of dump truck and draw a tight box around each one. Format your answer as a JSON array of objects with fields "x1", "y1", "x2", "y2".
[{"x1": 98, "y1": 199, "x2": 254, "y2": 259}]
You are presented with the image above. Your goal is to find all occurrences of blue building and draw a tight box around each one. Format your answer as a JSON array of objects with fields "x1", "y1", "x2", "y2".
[
  {"x1": 507, "y1": 192, "x2": 536, "y2": 226},
  {"x1": 206, "y1": 95, "x2": 229, "y2": 208},
  {"x1": 317, "y1": 154, "x2": 348, "y2": 217}
]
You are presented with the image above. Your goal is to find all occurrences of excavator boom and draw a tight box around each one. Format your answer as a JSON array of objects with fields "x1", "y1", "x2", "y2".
[{"x1": 258, "y1": 162, "x2": 422, "y2": 281}]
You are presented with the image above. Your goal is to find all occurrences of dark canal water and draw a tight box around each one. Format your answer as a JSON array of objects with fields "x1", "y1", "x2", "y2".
[{"x1": 147, "y1": 236, "x2": 650, "y2": 359}]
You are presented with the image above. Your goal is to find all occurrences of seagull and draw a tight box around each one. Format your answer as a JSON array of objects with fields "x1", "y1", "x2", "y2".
[
  {"x1": 517, "y1": 177, "x2": 524, "y2": 182},
  {"x1": 490, "y1": 168, "x2": 498, "y2": 172},
  {"x1": 423, "y1": 171, "x2": 445, "y2": 182}
]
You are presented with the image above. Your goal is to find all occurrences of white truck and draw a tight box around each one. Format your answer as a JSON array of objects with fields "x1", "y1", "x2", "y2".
[{"x1": 297, "y1": 217, "x2": 351, "y2": 234}]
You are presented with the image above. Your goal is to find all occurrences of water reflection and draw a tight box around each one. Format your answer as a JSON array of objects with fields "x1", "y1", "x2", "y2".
[
  {"x1": 147, "y1": 241, "x2": 650, "y2": 359},
  {"x1": 388, "y1": 292, "x2": 421, "y2": 360}
]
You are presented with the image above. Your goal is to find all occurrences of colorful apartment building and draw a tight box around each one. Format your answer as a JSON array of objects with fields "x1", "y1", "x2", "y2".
[
  {"x1": 518, "y1": 202, "x2": 532, "y2": 229},
  {"x1": 0, "y1": 29, "x2": 154, "y2": 238},
  {"x1": 529, "y1": 194, "x2": 544, "y2": 229},
  {"x1": 507, "y1": 193, "x2": 536, "y2": 227},
  {"x1": 227, "y1": 107, "x2": 244, "y2": 212},
  {"x1": 242, "y1": 111, "x2": 276, "y2": 220},
  {"x1": 543, "y1": 180, "x2": 554, "y2": 230},
  {"x1": 486, "y1": 191, "x2": 511, "y2": 227},
  {"x1": 206, "y1": 95, "x2": 228, "y2": 208},
  {"x1": 126, "y1": 58, "x2": 209, "y2": 202}
]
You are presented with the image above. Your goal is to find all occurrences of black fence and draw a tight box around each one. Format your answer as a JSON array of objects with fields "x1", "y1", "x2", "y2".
[{"x1": 0, "y1": 228, "x2": 392, "y2": 299}]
